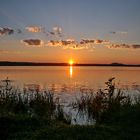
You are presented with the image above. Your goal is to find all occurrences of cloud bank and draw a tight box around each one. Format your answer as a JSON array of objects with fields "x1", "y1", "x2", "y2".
[
  {"x1": 46, "y1": 39, "x2": 108, "y2": 50},
  {"x1": 1, "y1": 25, "x2": 140, "y2": 52}
]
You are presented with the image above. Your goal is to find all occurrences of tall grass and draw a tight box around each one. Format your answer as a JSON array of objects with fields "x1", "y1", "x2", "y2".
[
  {"x1": 72, "y1": 77, "x2": 132, "y2": 123},
  {"x1": 0, "y1": 81, "x2": 70, "y2": 124}
]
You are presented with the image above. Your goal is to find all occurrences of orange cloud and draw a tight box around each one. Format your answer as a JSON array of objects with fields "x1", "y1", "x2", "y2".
[
  {"x1": 46, "y1": 39, "x2": 91, "y2": 50},
  {"x1": 46, "y1": 38, "x2": 109, "y2": 50},
  {"x1": 25, "y1": 26, "x2": 42, "y2": 33}
]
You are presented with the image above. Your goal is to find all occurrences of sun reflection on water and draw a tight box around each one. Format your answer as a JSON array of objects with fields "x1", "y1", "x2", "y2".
[{"x1": 70, "y1": 66, "x2": 73, "y2": 78}]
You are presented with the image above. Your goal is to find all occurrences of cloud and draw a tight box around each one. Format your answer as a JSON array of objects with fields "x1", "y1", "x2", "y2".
[
  {"x1": 110, "y1": 31, "x2": 116, "y2": 34},
  {"x1": 94, "y1": 39, "x2": 109, "y2": 44},
  {"x1": 47, "y1": 26, "x2": 63, "y2": 37},
  {"x1": 25, "y1": 26, "x2": 42, "y2": 33},
  {"x1": 119, "y1": 31, "x2": 128, "y2": 35},
  {"x1": 47, "y1": 40, "x2": 64, "y2": 47},
  {"x1": 106, "y1": 44, "x2": 140, "y2": 49},
  {"x1": 131, "y1": 45, "x2": 140, "y2": 49},
  {"x1": 0, "y1": 27, "x2": 14, "y2": 36},
  {"x1": 48, "y1": 38, "x2": 136, "y2": 51},
  {"x1": 46, "y1": 38, "x2": 109, "y2": 50},
  {"x1": 62, "y1": 39, "x2": 88, "y2": 50},
  {"x1": 110, "y1": 31, "x2": 128, "y2": 35},
  {"x1": 80, "y1": 39, "x2": 95, "y2": 44},
  {"x1": 47, "y1": 40, "x2": 76, "y2": 47},
  {"x1": 48, "y1": 31, "x2": 55, "y2": 35},
  {"x1": 46, "y1": 39, "x2": 94, "y2": 50},
  {"x1": 80, "y1": 39, "x2": 109, "y2": 45},
  {"x1": 53, "y1": 26, "x2": 62, "y2": 34},
  {"x1": 21, "y1": 39, "x2": 44, "y2": 47},
  {"x1": 63, "y1": 44, "x2": 89, "y2": 50}
]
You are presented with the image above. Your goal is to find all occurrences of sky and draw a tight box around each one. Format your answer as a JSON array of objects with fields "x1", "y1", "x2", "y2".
[{"x1": 0, "y1": 0, "x2": 140, "y2": 64}]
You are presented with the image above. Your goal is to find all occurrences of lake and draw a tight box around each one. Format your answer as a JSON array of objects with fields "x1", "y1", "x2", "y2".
[{"x1": 0, "y1": 66, "x2": 140, "y2": 98}]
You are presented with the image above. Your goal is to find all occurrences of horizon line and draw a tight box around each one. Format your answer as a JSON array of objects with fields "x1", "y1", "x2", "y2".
[{"x1": 0, "y1": 61, "x2": 140, "y2": 67}]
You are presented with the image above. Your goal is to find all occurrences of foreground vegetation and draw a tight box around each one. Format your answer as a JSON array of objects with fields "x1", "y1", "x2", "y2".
[{"x1": 0, "y1": 78, "x2": 140, "y2": 140}]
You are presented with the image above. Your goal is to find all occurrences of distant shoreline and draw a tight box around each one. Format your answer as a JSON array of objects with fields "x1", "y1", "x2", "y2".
[{"x1": 0, "y1": 61, "x2": 140, "y2": 67}]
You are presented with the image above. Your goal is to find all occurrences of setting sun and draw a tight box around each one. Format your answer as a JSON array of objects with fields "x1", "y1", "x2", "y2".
[{"x1": 69, "y1": 59, "x2": 74, "y2": 65}]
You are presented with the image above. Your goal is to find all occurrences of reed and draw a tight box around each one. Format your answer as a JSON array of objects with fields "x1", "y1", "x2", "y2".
[
  {"x1": 0, "y1": 82, "x2": 70, "y2": 124},
  {"x1": 72, "y1": 78, "x2": 132, "y2": 123}
]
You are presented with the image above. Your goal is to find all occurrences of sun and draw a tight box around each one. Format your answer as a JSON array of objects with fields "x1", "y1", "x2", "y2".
[{"x1": 69, "y1": 59, "x2": 74, "y2": 65}]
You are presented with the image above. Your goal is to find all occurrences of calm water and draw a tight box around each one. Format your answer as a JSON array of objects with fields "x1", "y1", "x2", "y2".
[{"x1": 0, "y1": 66, "x2": 140, "y2": 97}]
